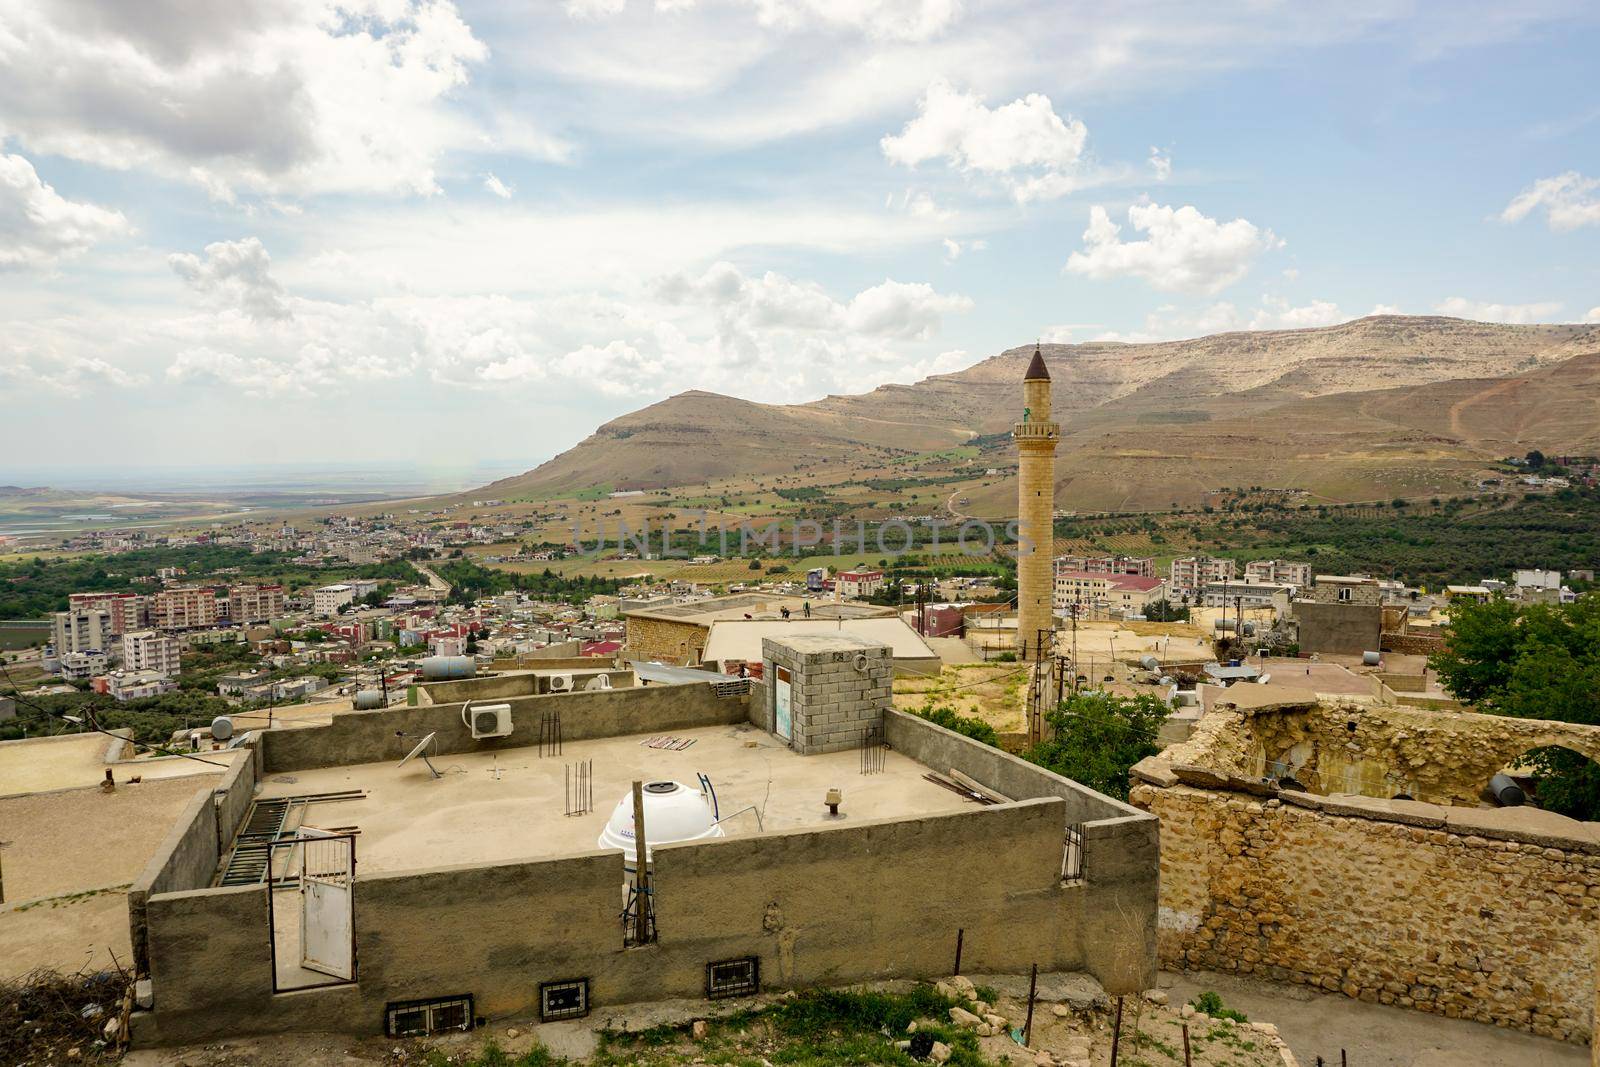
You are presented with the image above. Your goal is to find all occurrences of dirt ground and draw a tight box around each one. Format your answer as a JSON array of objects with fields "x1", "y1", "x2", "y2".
[
  {"x1": 893, "y1": 662, "x2": 1028, "y2": 733},
  {"x1": 1161, "y1": 971, "x2": 1590, "y2": 1067}
]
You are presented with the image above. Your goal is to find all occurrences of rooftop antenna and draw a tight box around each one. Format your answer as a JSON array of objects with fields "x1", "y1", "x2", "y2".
[{"x1": 398, "y1": 731, "x2": 441, "y2": 779}]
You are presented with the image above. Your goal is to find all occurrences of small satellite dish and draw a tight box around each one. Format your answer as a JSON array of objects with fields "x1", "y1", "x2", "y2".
[
  {"x1": 210, "y1": 716, "x2": 234, "y2": 741},
  {"x1": 586, "y1": 674, "x2": 612, "y2": 691},
  {"x1": 398, "y1": 731, "x2": 442, "y2": 779}
]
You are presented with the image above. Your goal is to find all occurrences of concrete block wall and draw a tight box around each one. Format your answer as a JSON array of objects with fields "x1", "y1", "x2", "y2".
[{"x1": 762, "y1": 634, "x2": 891, "y2": 755}]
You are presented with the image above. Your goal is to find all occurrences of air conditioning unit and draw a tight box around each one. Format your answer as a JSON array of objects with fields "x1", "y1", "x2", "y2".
[
  {"x1": 549, "y1": 674, "x2": 573, "y2": 693},
  {"x1": 470, "y1": 703, "x2": 513, "y2": 739}
]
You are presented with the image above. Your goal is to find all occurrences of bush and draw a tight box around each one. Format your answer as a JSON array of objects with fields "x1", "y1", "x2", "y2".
[
  {"x1": 1191, "y1": 990, "x2": 1248, "y2": 1023},
  {"x1": 1023, "y1": 692, "x2": 1169, "y2": 801},
  {"x1": 912, "y1": 703, "x2": 999, "y2": 747}
]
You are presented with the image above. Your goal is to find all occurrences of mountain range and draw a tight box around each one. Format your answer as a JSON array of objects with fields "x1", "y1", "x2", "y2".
[{"x1": 482, "y1": 316, "x2": 1600, "y2": 513}]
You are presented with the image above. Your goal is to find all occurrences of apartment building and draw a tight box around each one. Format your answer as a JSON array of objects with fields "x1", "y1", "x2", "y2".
[
  {"x1": 52, "y1": 607, "x2": 114, "y2": 656},
  {"x1": 1200, "y1": 578, "x2": 1293, "y2": 609},
  {"x1": 147, "y1": 587, "x2": 219, "y2": 630},
  {"x1": 835, "y1": 569, "x2": 885, "y2": 600},
  {"x1": 1054, "y1": 570, "x2": 1169, "y2": 616},
  {"x1": 1169, "y1": 556, "x2": 1236, "y2": 596},
  {"x1": 229, "y1": 583, "x2": 286, "y2": 625},
  {"x1": 1054, "y1": 554, "x2": 1156, "y2": 578},
  {"x1": 1243, "y1": 559, "x2": 1313, "y2": 589},
  {"x1": 105, "y1": 669, "x2": 177, "y2": 702},
  {"x1": 313, "y1": 584, "x2": 356, "y2": 615},
  {"x1": 67, "y1": 592, "x2": 147, "y2": 635},
  {"x1": 120, "y1": 630, "x2": 183, "y2": 677}
]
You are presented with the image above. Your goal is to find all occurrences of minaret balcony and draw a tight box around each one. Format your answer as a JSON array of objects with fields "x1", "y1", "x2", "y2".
[{"x1": 1012, "y1": 421, "x2": 1059, "y2": 440}]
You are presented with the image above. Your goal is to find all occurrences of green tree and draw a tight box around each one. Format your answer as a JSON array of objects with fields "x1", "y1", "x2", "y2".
[
  {"x1": 1431, "y1": 597, "x2": 1600, "y2": 818},
  {"x1": 1023, "y1": 692, "x2": 1169, "y2": 801}
]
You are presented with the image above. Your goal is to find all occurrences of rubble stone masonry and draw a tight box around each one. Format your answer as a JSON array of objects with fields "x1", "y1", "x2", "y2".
[{"x1": 1133, "y1": 781, "x2": 1600, "y2": 1043}]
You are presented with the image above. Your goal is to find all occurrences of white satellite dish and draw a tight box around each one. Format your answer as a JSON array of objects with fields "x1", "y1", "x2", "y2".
[
  {"x1": 398, "y1": 731, "x2": 441, "y2": 779},
  {"x1": 586, "y1": 674, "x2": 612, "y2": 691}
]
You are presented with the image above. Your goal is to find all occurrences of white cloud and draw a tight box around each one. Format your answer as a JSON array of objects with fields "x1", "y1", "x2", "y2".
[
  {"x1": 168, "y1": 238, "x2": 291, "y2": 321},
  {"x1": 1066, "y1": 202, "x2": 1280, "y2": 295},
  {"x1": 0, "y1": 153, "x2": 128, "y2": 269},
  {"x1": 483, "y1": 173, "x2": 514, "y2": 199},
  {"x1": 1500, "y1": 172, "x2": 1600, "y2": 231},
  {"x1": 1039, "y1": 323, "x2": 1101, "y2": 343},
  {"x1": 1091, "y1": 296, "x2": 1341, "y2": 342},
  {"x1": 632, "y1": 0, "x2": 963, "y2": 41},
  {"x1": 0, "y1": 350, "x2": 145, "y2": 395},
  {"x1": 1434, "y1": 296, "x2": 1563, "y2": 324},
  {"x1": 1250, "y1": 297, "x2": 1341, "y2": 329},
  {"x1": 881, "y1": 80, "x2": 1089, "y2": 202},
  {"x1": 1585, "y1": 307, "x2": 1600, "y2": 324},
  {"x1": 0, "y1": 0, "x2": 504, "y2": 200},
  {"x1": 1148, "y1": 146, "x2": 1171, "y2": 181},
  {"x1": 940, "y1": 236, "x2": 985, "y2": 262},
  {"x1": 1370, "y1": 303, "x2": 1404, "y2": 315},
  {"x1": 565, "y1": 0, "x2": 628, "y2": 17}
]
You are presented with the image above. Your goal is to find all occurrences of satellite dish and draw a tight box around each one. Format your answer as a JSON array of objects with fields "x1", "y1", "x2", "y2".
[
  {"x1": 210, "y1": 716, "x2": 234, "y2": 741},
  {"x1": 398, "y1": 731, "x2": 441, "y2": 779},
  {"x1": 586, "y1": 674, "x2": 612, "y2": 691}
]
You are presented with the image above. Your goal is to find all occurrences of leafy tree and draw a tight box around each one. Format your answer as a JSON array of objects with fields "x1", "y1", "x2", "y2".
[
  {"x1": 1431, "y1": 596, "x2": 1600, "y2": 818},
  {"x1": 1526, "y1": 449, "x2": 1546, "y2": 469},
  {"x1": 1023, "y1": 692, "x2": 1169, "y2": 801},
  {"x1": 1144, "y1": 598, "x2": 1190, "y2": 622}
]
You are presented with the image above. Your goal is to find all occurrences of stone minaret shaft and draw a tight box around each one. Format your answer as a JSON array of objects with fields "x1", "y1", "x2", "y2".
[{"x1": 1014, "y1": 344, "x2": 1059, "y2": 661}]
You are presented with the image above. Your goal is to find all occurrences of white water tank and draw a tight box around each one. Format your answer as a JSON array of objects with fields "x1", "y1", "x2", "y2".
[{"x1": 597, "y1": 781, "x2": 724, "y2": 870}]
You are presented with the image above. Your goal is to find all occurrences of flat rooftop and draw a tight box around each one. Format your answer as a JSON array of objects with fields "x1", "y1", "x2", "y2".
[
  {"x1": 623, "y1": 593, "x2": 891, "y2": 625},
  {"x1": 0, "y1": 732, "x2": 244, "y2": 798},
  {"x1": 250, "y1": 721, "x2": 975, "y2": 876}
]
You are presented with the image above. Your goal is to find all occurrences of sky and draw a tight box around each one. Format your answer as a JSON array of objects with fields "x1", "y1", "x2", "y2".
[{"x1": 2, "y1": 0, "x2": 1599, "y2": 476}]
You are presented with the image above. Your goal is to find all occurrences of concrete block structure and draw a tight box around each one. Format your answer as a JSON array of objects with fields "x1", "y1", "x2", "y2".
[
  {"x1": 117, "y1": 658, "x2": 1160, "y2": 1047},
  {"x1": 760, "y1": 633, "x2": 892, "y2": 754}
]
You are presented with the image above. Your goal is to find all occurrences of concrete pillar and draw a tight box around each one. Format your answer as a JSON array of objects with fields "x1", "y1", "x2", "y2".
[{"x1": 1014, "y1": 345, "x2": 1059, "y2": 662}]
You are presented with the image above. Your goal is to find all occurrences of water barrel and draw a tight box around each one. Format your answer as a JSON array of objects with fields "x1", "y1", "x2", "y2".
[
  {"x1": 421, "y1": 656, "x2": 477, "y2": 680},
  {"x1": 1488, "y1": 773, "x2": 1525, "y2": 807},
  {"x1": 353, "y1": 689, "x2": 385, "y2": 710}
]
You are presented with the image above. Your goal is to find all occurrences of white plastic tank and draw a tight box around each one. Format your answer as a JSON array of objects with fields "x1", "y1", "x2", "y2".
[{"x1": 597, "y1": 781, "x2": 724, "y2": 871}]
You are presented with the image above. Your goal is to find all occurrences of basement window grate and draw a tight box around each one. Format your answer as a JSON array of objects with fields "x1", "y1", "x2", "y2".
[
  {"x1": 540, "y1": 978, "x2": 590, "y2": 1021},
  {"x1": 706, "y1": 957, "x2": 760, "y2": 1000},
  {"x1": 385, "y1": 995, "x2": 475, "y2": 1038}
]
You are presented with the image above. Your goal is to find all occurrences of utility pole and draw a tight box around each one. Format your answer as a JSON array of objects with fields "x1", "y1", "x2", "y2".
[{"x1": 631, "y1": 780, "x2": 650, "y2": 945}]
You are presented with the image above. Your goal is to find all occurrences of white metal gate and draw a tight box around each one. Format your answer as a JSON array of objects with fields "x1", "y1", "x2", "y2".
[{"x1": 297, "y1": 827, "x2": 355, "y2": 980}]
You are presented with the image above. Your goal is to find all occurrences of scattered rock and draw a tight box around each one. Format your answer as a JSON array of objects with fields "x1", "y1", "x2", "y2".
[
  {"x1": 66, "y1": 1049, "x2": 81, "y2": 1062},
  {"x1": 983, "y1": 1013, "x2": 1008, "y2": 1030},
  {"x1": 135, "y1": 978, "x2": 154, "y2": 1010},
  {"x1": 692, "y1": 1019, "x2": 708, "y2": 1040},
  {"x1": 929, "y1": 1040, "x2": 952, "y2": 1063},
  {"x1": 1141, "y1": 989, "x2": 1169, "y2": 1006},
  {"x1": 1050, "y1": 1004, "x2": 1070, "y2": 1018},
  {"x1": 505, "y1": 1028, "x2": 519, "y2": 1039},
  {"x1": 949, "y1": 1006, "x2": 983, "y2": 1028},
  {"x1": 1034, "y1": 1053, "x2": 1056, "y2": 1066},
  {"x1": 1180, "y1": 1003, "x2": 1196, "y2": 1019}
]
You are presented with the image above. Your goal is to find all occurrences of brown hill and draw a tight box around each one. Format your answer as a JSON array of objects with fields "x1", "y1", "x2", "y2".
[{"x1": 483, "y1": 316, "x2": 1600, "y2": 508}]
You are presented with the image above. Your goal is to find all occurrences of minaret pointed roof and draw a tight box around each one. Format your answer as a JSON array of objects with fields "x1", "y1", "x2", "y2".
[{"x1": 1023, "y1": 342, "x2": 1049, "y2": 381}]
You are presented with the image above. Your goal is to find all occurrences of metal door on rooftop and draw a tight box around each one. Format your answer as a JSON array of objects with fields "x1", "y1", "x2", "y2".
[
  {"x1": 774, "y1": 666, "x2": 792, "y2": 741},
  {"x1": 298, "y1": 826, "x2": 355, "y2": 981}
]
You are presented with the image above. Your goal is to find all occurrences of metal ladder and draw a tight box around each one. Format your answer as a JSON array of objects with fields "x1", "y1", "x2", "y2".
[{"x1": 217, "y1": 798, "x2": 292, "y2": 886}]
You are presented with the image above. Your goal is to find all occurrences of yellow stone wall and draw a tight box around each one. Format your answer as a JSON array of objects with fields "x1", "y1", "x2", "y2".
[
  {"x1": 623, "y1": 616, "x2": 708, "y2": 665},
  {"x1": 1135, "y1": 782, "x2": 1599, "y2": 1044}
]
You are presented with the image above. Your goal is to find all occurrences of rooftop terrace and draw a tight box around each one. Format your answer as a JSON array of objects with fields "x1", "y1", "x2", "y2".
[{"x1": 250, "y1": 721, "x2": 972, "y2": 876}]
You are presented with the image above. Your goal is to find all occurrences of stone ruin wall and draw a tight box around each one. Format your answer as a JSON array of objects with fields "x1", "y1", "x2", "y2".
[
  {"x1": 1161, "y1": 699, "x2": 1600, "y2": 807},
  {"x1": 1133, "y1": 781, "x2": 1599, "y2": 1044},
  {"x1": 1133, "y1": 699, "x2": 1600, "y2": 1045}
]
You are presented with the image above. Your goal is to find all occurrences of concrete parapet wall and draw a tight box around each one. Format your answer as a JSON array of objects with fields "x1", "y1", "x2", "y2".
[
  {"x1": 260, "y1": 682, "x2": 748, "y2": 772},
  {"x1": 418, "y1": 667, "x2": 633, "y2": 705},
  {"x1": 1135, "y1": 781, "x2": 1600, "y2": 1044},
  {"x1": 884, "y1": 708, "x2": 1159, "y2": 993},
  {"x1": 138, "y1": 793, "x2": 1150, "y2": 1043},
  {"x1": 127, "y1": 785, "x2": 220, "y2": 973}
]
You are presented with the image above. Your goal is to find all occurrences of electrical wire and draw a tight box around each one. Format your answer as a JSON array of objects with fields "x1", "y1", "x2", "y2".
[{"x1": 0, "y1": 658, "x2": 235, "y2": 769}]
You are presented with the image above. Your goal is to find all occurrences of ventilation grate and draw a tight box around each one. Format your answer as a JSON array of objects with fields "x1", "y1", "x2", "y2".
[{"x1": 385, "y1": 994, "x2": 475, "y2": 1038}]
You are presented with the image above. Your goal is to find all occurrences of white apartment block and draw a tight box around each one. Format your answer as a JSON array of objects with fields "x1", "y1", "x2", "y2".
[
  {"x1": 1054, "y1": 571, "x2": 1169, "y2": 616},
  {"x1": 147, "y1": 587, "x2": 218, "y2": 630},
  {"x1": 1243, "y1": 559, "x2": 1313, "y2": 590},
  {"x1": 1169, "y1": 556, "x2": 1236, "y2": 595},
  {"x1": 1200, "y1": 579, "x2": 1293, "y2": 609},
  {"x1": 313, "y1": 584, "x2": 356, "y2": 615},
  {"x1": 1054, "y1": 554, "x2": 1156, "y2": 579},
  {"x1": 121, "y1": 630, "x2": 183, "y2": 677},
  {"x1": 67, "y1": 592, "x2": 147, "y2": 635},
  {"x1": 53, "y1": 607, "x2": 114, "y2": 656},
  {"x1": 835, "y1": 570, "x2": 884, "y2": 599},
  {"x1": 58, "y1": 650, "x2": 109, "y2": 681},
  {"x1": 107, "y1": 669, "x2": 177, "y2": 702},
  {"x1": 229, "y1": 583, "x2": 286, "y2": 624}
]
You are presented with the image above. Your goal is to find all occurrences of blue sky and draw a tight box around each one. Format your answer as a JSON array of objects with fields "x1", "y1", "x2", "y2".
[{"x1": 1, "y1": 0, "x2": 1598, "y2": 473}]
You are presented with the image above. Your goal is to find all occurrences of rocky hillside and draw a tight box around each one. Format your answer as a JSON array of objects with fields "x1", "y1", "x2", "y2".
[{"x1": 482, "y1": 316, "x2": 1600, "y2": 503}]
